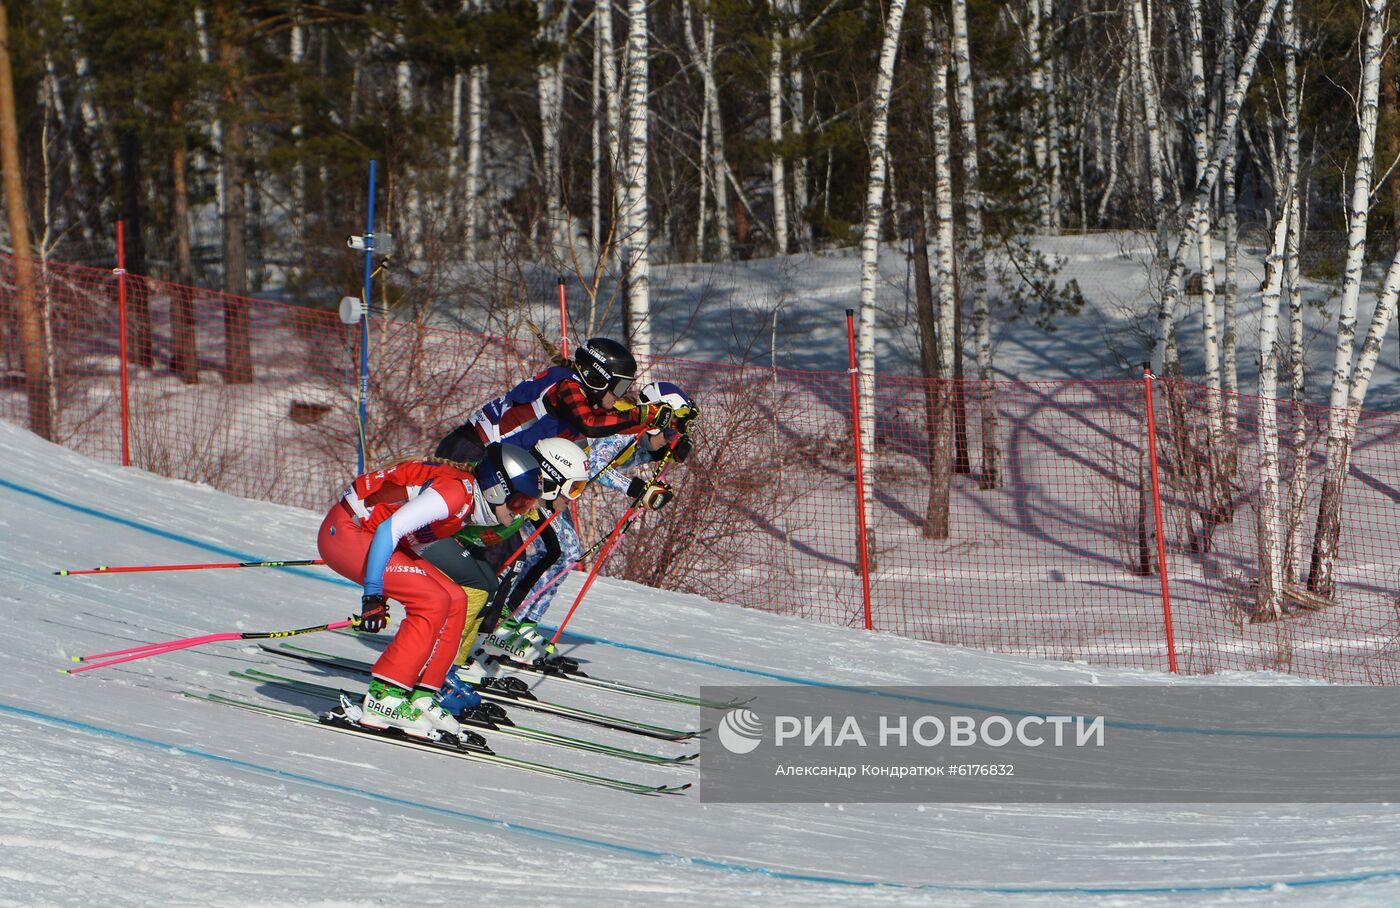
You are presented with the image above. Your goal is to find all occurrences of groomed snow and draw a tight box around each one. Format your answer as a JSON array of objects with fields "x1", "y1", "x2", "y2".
[{"x1": 4, "y1": 417, "x2": 1400, "y2": 907}]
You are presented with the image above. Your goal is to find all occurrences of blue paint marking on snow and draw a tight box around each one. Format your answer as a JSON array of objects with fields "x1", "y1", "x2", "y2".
[
  {"x1": 0, "y1": 475, "x2": 358, "y2": 589},
  {"x1": 12, "y1": 472, "x2": 1400, "y2": 741},
  {"x1": 547, "y1": 631, "x2": 1400, "y2": 741},
  {"x1": 2, "y1": 701, "x2": 1396, "y2": 896}
]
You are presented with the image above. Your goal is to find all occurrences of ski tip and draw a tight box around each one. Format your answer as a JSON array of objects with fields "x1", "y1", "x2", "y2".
[
  {"x1": 69, "y1": 655, "x2": 82, "y2": 663},
  {"x1": 58, "y1": 667, "x2": 72, "y2": 674},
  {"x1": 53, "y1": 570, "x2": 67, "y2": 576}
]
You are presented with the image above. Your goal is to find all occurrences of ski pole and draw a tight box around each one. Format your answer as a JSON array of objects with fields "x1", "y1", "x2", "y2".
[
  {"x1": 507, "y1": 519, "x2": 622, "y2": 616},
  {"x1": 66, "y1": 618, "x2": 356, "y2": 674},
  {"x1": 55, "y1": 558, "x2": 326, "y2": 576},
  {"x1": 550, "y1": 453, "x2": 674, "y2": 645}
]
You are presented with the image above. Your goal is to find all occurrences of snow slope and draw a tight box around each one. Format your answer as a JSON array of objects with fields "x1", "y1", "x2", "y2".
[{"x1": 4, "y1": 417, "x2": 1400, "y2": 907}]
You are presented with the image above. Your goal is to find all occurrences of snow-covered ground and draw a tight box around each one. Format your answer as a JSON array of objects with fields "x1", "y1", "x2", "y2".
[{"x1": 6, "y1": 419, "x2": 1400, "y2": 906}]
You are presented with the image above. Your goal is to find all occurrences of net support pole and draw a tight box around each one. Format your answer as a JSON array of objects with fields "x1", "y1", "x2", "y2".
[
  {"x1": 846, "y1": 309, "x2": 874, "y2": 631},
  {"x1": 1143, "y1": 364, "x2": 1178, "y2": 673},
  {"x1": 116, "y1": 220, "x2": 130, "y2": 466}
]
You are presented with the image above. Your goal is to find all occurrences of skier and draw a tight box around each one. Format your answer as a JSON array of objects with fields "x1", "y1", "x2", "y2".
[
  {"x1": 434, "y1": 336, "x2": 675, "y2": 466},
  {"x1": 316, "y1": 442, "x2": 546, "y2": 742},
  {"x1": 482, "y1": 380, "x2": 699, "y2": 666},
  {"x1": 431, "y1": 436, "x2": 591, "y2": 713}
]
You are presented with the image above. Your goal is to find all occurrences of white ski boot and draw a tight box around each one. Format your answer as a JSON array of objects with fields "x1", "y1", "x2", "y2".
[{"x1": 360, "y1": 679, "x2": 434, "y2": 739}]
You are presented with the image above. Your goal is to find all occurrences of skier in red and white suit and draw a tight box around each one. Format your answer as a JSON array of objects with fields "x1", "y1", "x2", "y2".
[{"x1": 316, "y1": 443, "x2": 544, "y2": 740}]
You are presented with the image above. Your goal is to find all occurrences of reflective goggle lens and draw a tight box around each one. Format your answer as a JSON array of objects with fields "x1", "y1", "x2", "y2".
[
  {"x1": 610, "y1": 375, "x2": 635, "y2": 398},
  {"x1": 563, "y1": 478, "x2": 587, "y2": 500}
]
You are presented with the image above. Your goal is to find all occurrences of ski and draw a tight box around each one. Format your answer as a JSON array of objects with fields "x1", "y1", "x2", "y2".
[
  {"x1": 183, "y1": 691, "x2": 692, "y2": 796},
  {"x1": 484, "y1": 653, "x2": 753, "y2": 711},
  {"x1": 319, "y1": 693, "x2": 493, "y2": 754},
  {"x1": 230, "y1": 668, "x2": 699, "y2": 767},
  {"x1": 336, "y1": 626, "x2": 747, "y2": 711},
  {"x1": 260, "y1": 642, "x2": 708, "y2": 742}
]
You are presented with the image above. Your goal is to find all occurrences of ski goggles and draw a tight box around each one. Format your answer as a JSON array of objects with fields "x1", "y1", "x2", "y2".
[
  {"x1": 580, "y1": 370, "x2": 635, "y2": 399},
  {"x1": 541, "y1": 473, "x2": 588, "y2": 501},
  {"x1": 606, "y1": 374, "x2": 635, "y2": 398}
]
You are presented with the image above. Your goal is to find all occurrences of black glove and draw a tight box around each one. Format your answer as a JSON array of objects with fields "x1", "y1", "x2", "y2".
[
  {"x1": 628, "y1": 477, "x2": 674, "y2": 510},
  {"x1": 643, "y1": 402, "x2": 674, "y2": 431},
  {"x1": 674, "y1": 406, "x2": 699, "y2": 434},
  {"x1": 667, "y1": 434, "x2": 693, "y2": 464},
  {"x1": 357, "y1": 594, "x2": 389, "y2": 633}
]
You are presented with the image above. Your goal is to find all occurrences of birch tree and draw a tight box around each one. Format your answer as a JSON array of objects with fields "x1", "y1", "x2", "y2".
[
  {"x1": 1025, "y1": 0, "x2": 1055, "y2": 232},
  {"x1": 768, "y1": 1, "x2": 788, "y2": 254},
  {"x1": 784, "y1": 0, "x2": 811, "y2": 251},
  {"x1": 856, "y1": 0, "x2": 909, "y2": 565},
  {"x1": 1281, "y1": 0, "x2": 1308, "y2": 586},
  {"x1": 1255, "y1": 210, "x2": 1290, "y2": 620},
  {"x1": 1188, "y1": 0, "x2": 1221, "y2": 443},
  {"x1": 619, "y1": 0, "x2": 650, "y2": 355},
  {"x1": 1149, "y1": 0, "x2": 1281, "y2": 374},
  {"x1": 537, "y1": 0, "x2": 572, "y2": 257},
  {"x1": 682, "y1": 0, "x2": 731, "y2": 261},
  {"x1": 1308, "y1": 0, "x2": 1390, "y2": 600},
  {"x1": 926, "y1": 8, "x2": 956, "y2": 539},
  {"x1": 951, "y1": 0, "x2": 997, "y2": 489},
  {"x1": 1129, "y1": 0, "x2": 1165, "y2": 233},
  {"x1": 1220, "y1": 0, "x2": 1240, "y2": 434}
]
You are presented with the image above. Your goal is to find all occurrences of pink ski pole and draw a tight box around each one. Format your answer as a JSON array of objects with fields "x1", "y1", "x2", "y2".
[{"x1": 67, "y1": 619, "x2": 356, "y2": 674}]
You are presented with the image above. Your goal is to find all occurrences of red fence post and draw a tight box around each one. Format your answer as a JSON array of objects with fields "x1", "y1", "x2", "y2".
[
  {"x1": 1142, "y1": 364, "x2": 1178, "y2": 673},
  {"x1": 116, "y1": 220, "x2": 130, "y2": 467},
  {"x1": 846, "y1": 310, "x2": 874, "y2": 631}
]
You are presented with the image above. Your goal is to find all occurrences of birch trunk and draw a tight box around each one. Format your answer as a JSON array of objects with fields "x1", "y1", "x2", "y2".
[
  {"x1": 768, "y1": 10, "x2": 788, "y2": 255},
  {"x1": 620, "y1": 0, "x2": 650, "y2": 355},
  {"x1": 856, "y1": 0, "x2": 909, "y2": 567},
  {"x1": 195, "y1": 6, "x2": 224, "y2": 221},
  {"x1": 464, "y1": 62, "x2": 486, "y2": 253},
  {"x1": 599, "y1": 0, "x2": 627, "y2": 268},
  {"x1": 787, "y1": 2, "x2": 811, "y2": 251},
  {"x1": 1255, "y1": 210, "x2": 1290, "y2": 619},
  {"x1": 1188, "y1": 0, "x2": 1221, "y2": 443},
  {"x1": 1130, "y1": 0, "x2": 1165, "y2": 221},
  {"x1": 927, "y1": 12, "x2": 956, "y2": 539},
  {"x1": 1044, "y1": 0, "x2": 1061, "y2": 231},
  {"x1": 1096, "y1": 62, "x2": 1125, "y2": 224},
  {"x1": 1281, "y1": 0, "x2": 1307, "y2": 585},
  {"x1": 951, "y1": 0, "x2": 997, "y2": 488},
  {"x1": 591, "y1": 15, "x2": 604, "y2": 259},
  {"x1": 1221, "y1": 0, "x2": 1240, "y2": 437},
  {"x1": 1148, "y1": 0, "x2": 1280, "y2": 374},
  {"x1": 1307, "y1": 0, "x2": 1386, "y2": 600},
  {"x1": 396, "y1": 57, "x2": 421, "y2": 256},
  {"x1": 682, "y1": 3, "x2": 730, "y2": 261},
  {"x1": 290, "y1": 20, "x2": 306, "y2": 235},
  {"x1": 1025, "y1": 0, "x2": 1052, "y2": 232},
  {"x1": 537, "y1": 0, "x2": 572, "y2": 258}
]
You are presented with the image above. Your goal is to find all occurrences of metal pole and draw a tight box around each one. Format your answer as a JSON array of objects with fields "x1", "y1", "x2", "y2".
[
  {"x1": 1143, "y1": 364, "x2": 1178, "y2": 673},
  {"x1": 116, "y1": 220, "x2": 130, "y2": 466},
  {"x1": 357, "y1": 160, "x2": 378, "y2": 473},
  {"x1": 846, "y1": 309, "x2": 874, "y2": 631}
]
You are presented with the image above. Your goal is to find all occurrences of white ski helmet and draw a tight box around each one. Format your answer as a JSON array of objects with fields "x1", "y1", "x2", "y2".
[{"x1": 532, "y1": 437, "x2": 589, "y2": 501}]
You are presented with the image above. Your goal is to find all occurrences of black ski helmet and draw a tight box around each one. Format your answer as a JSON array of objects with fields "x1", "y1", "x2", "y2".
[
  {"x1": 474, "y1": 442, "x2": 544, "y2": 511},
  {"x1": 573, "y1": 337, "x2": 637, "y2": 400}
]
